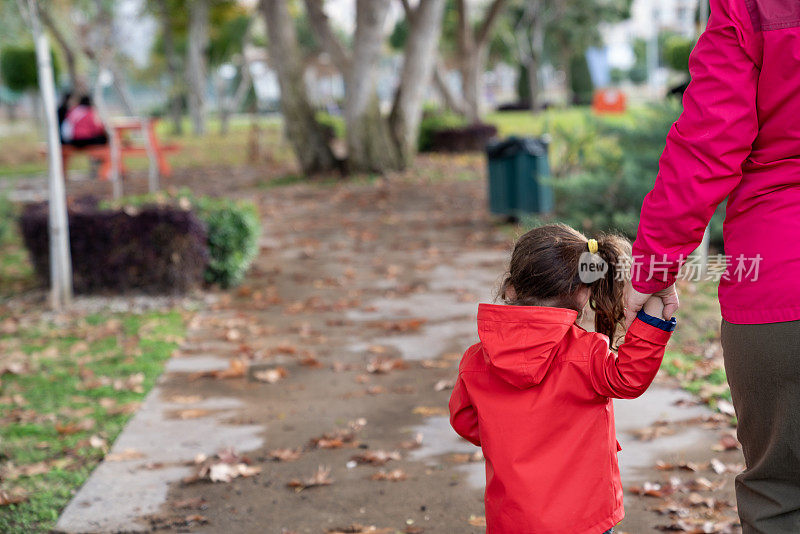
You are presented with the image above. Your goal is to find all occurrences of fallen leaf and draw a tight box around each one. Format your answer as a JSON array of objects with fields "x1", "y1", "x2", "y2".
[
  {"x1": 366, "y1": 357, "x2": 407, "y2": 374},
  {"x1": 351, "y1": 450, "x2": 401, "y2": 466},
  {"x1": 168, "y1": 395, "x2": 203, "y2": 404},
  {"x1": 287, "y1": 465, "x2": 333, "y2": 491},
  {"x1": 268, "y1": 448, "x2": 302, "y2": 462},
  {"x1": 189, "y1": 359, "x2": 247, "y2": 380},
  {"x1": 325, "y1": 525, "x2": 393, "y2": 534},
  {"x1": 0, "y1": 489, "x2": 27, "y2": 506},
  {"x1": 174, "y1": 409, "x2": 211, "y2": 420},
  {"x1": 183, "y1": 448, "x2": 261, "y2": 484},
  {"x1": 399, "y1": 433, "x2": 423, "y2": 450},
  {"x1": 716, "y1": 400, "x2": 736, "y2": 417},
  {"x1": 468, "y1": 515, "x2": 487, "y2": 527},
  {"x1": 712, "y1": 434, "x2": 740, "y2": 452},
  {"x1": 434, "y1": 378, "x2": 455, "y2": 391},
  {"x1": 253, "y1": 367, "x2": 289, "y2": 384},
  {"x1": 412, "y1": 406, "x2": 448, "y2": 417},
  {"x1": 371, "y1": 469, "x2": 407, "y2": 481},
  {"x1": 106, "y1": 448, "x2": 146, "y2": 462}
]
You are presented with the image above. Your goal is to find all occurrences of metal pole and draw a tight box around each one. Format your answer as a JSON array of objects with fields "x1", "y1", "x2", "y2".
[{"x1": 26, "y1": 0, "x2": 73, "y2": 309}]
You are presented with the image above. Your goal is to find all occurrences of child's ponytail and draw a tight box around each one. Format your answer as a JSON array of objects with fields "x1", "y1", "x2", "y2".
[{"x1": 589, "y1": 234, "x2": 631, "y2": 347}]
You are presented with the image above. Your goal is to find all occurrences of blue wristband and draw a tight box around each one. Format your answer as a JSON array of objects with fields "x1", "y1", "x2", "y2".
[{"x1": 636, "y1": 309, "x2": 677, "y2": 332}]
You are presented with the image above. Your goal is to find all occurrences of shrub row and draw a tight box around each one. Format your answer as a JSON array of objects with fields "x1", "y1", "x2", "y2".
[
  {"x1": 20, "y1": 198, "x2": 208, "y2": 294},
  {"x1": 103, "y1": 190, "x2": 261, "y2": 288},
  {"x1": 429, "y1": 123, "x2": 499, "y2": 153}
]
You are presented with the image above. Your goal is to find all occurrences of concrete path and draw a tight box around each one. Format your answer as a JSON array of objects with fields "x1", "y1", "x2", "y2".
[{"x1": 54, "y1": 176, "x2": 742, "y2": 533}]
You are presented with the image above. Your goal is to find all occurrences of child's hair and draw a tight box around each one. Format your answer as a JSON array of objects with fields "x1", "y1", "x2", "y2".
[{"x1": 499, "y1": 223, "x2": 631, "y2": 343}]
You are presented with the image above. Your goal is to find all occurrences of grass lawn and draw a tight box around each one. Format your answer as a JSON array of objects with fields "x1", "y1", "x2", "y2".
[
  {"x1": 0, "y1": 108, "x2": 642, "y2": 179},
  {"x1": 0, "y1": 223, "x2": 187, "y2": 533},
  {"x1": 0, "y1": 115, "x2": 292, "y2": 178}
]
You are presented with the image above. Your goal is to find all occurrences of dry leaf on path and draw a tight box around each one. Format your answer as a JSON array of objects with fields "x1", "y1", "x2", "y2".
[
  {"x1": 189, "y1": 359, "x2": 247, "y2": 380},
  {"x1": 183, "y1": 448, "x2": 261, "y2": 484},
  {"x1": 412, "y1": 406, "x2": 448, "y2": 417},
  {"x1": 253, "y1": 367, "x2": 289, "y2": 384},
  {"x1": 371, "y1": 469, "x2": 407, "y2": 481},
  {"x1": 468, "y1": 515, "x2": 487, "y2": 527},
  {"x1": 268, "y1": 448, "x2": 302, "y2": 462},
  {"x1": 366, "y1": 357, "x2": 407, "y2": 374},
  {"x1": 351, "y1": 450, "x2": 401, "y2": 466},
  {"x1": 106, "y1": 448, "x2": 146, "y2": 462},
  {"x1": 712, "y1": 434, "x2": 740, "y2": 452},
  {"x1": 325, "y1": 525, "x2": 393, "y2": 534},
  {"x1": 287, "y1": 465, "x2": 333, "y2": 491}
]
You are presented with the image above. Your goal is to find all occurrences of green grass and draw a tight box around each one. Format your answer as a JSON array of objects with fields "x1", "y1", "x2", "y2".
[
  {"x1": 0, "y1": 310, "x2": 185, "y2": 533},
  {"x1": 0, "y1": 108, "x2": 643, "y2": 180},
  {"x1": 0, "y1": 115, "x2": 290, "y2": 178}
]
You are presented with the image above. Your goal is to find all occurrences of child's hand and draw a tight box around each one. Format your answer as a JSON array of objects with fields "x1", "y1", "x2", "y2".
[{"x1": 642, "y1": 296, "x2": 665, "y2": 318}]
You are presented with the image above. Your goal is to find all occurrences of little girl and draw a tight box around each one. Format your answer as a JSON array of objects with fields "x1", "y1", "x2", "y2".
[{"x1": 450, "y1": 224, "x2": 676, "y2": 534}]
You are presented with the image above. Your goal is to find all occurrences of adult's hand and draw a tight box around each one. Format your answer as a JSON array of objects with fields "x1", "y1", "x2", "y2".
[{"x1": 624, "y1": 284, "x2": 680, "y2": 328}]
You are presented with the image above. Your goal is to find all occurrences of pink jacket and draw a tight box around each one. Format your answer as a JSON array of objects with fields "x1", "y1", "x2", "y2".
[{"x1": 631, "y1": 0, "x2": 800, "y2": 324}]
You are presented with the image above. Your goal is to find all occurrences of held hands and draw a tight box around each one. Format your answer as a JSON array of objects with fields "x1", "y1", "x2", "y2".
[
  {"x1": 624, "y1": 285, "x2": 679, "y2": 329},
  {"x1": 642, "y1": 295, "x2": 665, "y2": 318}
]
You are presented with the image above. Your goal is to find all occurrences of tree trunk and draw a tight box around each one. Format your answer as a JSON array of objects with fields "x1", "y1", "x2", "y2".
[
  {"x1": 260, "y1": 0, "x2": 338, "y2": 174},
  {"x1": 157, "y1": 0, "x2": 183, "y2": 135},
  {"x1": 389, "y1": 0, "x2": 446, "y2": 167},
  {"x1": 459, "y1": 49, "x2": 483, "y2": 123},
  {"x1": 433, "y1": 62, "x2": 466, "y2": 115},
  {"x1": 344, "y1": 0, "x2": 401, "y2": 173},
  {"x1": 186, "y1": 0, "x2": 209, "y2": 136},
  {"x1": 453, "y1": 0, "x2": 505, "y2": 122},
  {"x1": 39, "y1": 8, "x2": 87, "y2": 93},
  {"x1": 527, "y1": 3, "x2": 545, "y2": 113}
]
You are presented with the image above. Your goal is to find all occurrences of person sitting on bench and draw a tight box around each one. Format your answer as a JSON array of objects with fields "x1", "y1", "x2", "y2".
[{"x1": 61, "y1": 95, "x2": 108, "y2": 148}]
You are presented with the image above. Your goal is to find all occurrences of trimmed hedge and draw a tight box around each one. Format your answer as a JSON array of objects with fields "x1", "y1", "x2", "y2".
[
  {"x1": 429, "y1": 123, "x2": 499, "y2": 153},
  {"x1": 418, "y1": 112, "x2": 468, "y2": 152},
  {"x1": 20, "y1": 198, "x2": 208, "y2": 294},
  {"x1": 103, "y1": 190, "x2": 261, "y2": 288}
]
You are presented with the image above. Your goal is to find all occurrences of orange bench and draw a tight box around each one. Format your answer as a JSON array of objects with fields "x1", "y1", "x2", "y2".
[
  {"x1": 56, "y1": 142, "x2": 180, "y2": 181},
  {"x1": 42, "y1": 117, "x2": 180, "y2": 181}
]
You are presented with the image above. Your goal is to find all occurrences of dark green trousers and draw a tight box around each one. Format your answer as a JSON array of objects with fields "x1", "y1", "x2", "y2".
[{"x1": 721, "y1": 320, "x2": 800, "y2": 534}]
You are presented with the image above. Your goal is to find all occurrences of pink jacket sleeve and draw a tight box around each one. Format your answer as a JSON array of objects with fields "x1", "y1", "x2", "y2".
[
  {"x1": 631, "y1": 0, "x2": 761, "y2": 293},
  {"x1": 448, "y1": 375, "x2": 480, "y2": 446}
]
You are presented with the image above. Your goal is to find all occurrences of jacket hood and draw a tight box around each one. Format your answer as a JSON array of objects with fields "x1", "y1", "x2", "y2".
[{"x1": 477, "y1": 303, "x2": 578, "y2": 389}]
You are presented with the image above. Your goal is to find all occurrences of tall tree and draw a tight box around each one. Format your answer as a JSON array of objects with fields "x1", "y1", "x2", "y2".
[
  {"x1": 389, "y1": 0, "x2": 446, "y2": 165},
  {"x1": 544, "y1": 0, "x2": 631, "y2": 102},
  {"x1": 440, "y1": 0, "x2": 506, "y2": 122},
  {"x1": 155, "y1": 0, "x2": 184, "y2": 134},
  {"x1": 186, "y1": 0, "x2": 209, "y2": 135},
  {"x1": 305, "y1": 0, "x2": 446, "y2": 172},
  {"x1": 259, "y1": 0, "x2": 338, "y2": 174}
]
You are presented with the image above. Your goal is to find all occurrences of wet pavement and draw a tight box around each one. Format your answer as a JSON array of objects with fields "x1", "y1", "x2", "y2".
[{"x1": 52, "y1": 175, "x2": 743, "y2": 533}]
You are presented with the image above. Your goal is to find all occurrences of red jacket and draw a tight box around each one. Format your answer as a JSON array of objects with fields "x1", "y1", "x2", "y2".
[
  {"x1": 632, "y1": 0, "x2": 800, "y2": 324},
  {"x1": 449, "y1": 304, "x2": 675, "y2": 534}
]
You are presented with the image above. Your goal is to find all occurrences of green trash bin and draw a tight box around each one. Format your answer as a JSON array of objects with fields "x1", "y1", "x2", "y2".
[{"x1": 486, "y1": 136, "x2": 553, "y2": 217}]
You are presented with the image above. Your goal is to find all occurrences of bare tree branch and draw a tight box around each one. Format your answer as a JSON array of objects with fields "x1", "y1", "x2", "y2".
[
  {"x1": 398, "y1": 0, "x2": 414, "y2": 20},
  {"x1": 433, "y1": 59, "x2": 466, "y2": 115},
  {"x1": 303, "y1": 0, "x2": 351, "y2": 72},
  {"x1": 476, "y1": 0, "x2": 506, "y2": 46}
]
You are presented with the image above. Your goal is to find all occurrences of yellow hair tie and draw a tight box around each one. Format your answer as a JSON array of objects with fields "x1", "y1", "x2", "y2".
[{"x1": 587, "y1": 239, "x2": 598, "y2": 254}]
